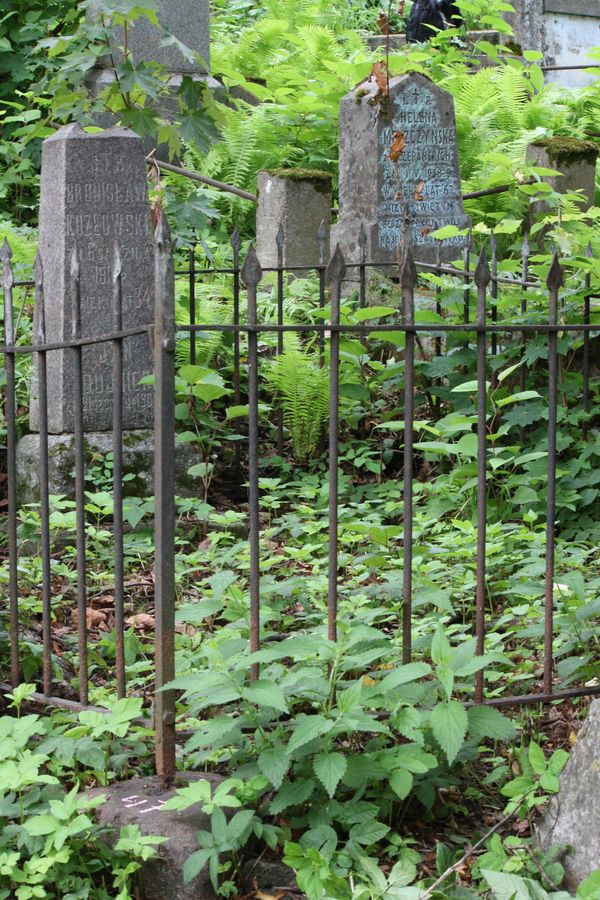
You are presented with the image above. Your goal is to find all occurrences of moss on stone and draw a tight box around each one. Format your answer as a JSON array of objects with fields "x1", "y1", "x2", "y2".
[
  {"x1": 533, "y1": 136, "x2": 599, "y2": 166},
  {"x1": 265, "y1": 167, "x2": 332, "y2": 184}
]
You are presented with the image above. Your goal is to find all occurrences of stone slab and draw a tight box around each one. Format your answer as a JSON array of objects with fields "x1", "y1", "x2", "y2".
[
  {"x1": 86, "y1": 0, "x2": 210, "y2": 73},
  {"x1": 526, "y1": 141, "x2": 598, "y2": 209},
  {"x1": 32, "y1": 124, "x2": 155, "y2": 434},
  {"x1": 90, "y1": 774, "x2": 222, "y2": 899},
  {"x1": 256, "y1": 171, "x2": 332, "y2": 272},
  {"x1": 16, "y1": 431, "x2": 201, "y2": 504},
  {"x1": 544, "y1": 0, "x2": 598, "y2": 16},
  {"x1": 537, "y1": 699, "x2": 600, "y2": 890},
  {"x1": 333, "y1": 72, "x2": 470, "y2": 274}
]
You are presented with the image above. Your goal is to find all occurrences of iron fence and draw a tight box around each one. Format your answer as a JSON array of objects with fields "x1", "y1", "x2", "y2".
[{"x1": 1, "y1": 214, "x2": 599, "y2": 785}]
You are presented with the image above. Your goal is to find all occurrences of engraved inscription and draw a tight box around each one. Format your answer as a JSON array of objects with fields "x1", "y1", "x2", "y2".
[{"x1": 377, "y1": 81, "x2": 468, "y2": 254}]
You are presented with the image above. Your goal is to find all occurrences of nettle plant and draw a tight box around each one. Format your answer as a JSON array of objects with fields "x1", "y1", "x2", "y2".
[
  {"x1": 0, "y1": 687, "x2": 163, "y2": 900},
  {"x1": 164, "y1": 624, "x2": 516, "y2": 896}
]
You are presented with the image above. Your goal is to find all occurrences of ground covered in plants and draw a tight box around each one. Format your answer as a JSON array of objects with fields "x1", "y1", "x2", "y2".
[{"x1": 1, "y1": 0, "x2": 600, "y2": 898}]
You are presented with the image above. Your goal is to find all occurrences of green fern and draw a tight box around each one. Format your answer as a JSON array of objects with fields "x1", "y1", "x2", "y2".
[{"x1": 266, "y1": 346, "x2": 329, "y2": 463}]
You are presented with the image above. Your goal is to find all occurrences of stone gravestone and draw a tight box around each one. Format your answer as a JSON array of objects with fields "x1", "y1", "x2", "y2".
[
  {"x1": 30, "y1": 123, "x2": 154, "y2": 434},
  {"x1": 85, "y1": 0, "x2": 220, "y2": 135},
  {"x1": 87, "y1": 0, "x2": 211, "y2": 74},
  {"x1": 332, "y1": 72, "x2": 470, "y2": 271},
  {"x1": 538, "y1": 699, "x2": 600, "y2": 891}
]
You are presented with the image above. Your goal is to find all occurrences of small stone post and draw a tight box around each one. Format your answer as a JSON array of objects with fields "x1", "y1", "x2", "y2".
[
  {"x1": 256, "y1": 169, "x2": 332, "y2": 271},
  {"x1": 526, "y1": 137, "x2": 599, "y2": 209}
]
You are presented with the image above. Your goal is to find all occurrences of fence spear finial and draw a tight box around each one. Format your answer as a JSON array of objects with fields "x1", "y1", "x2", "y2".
[
  {"x1": 474, "y1": 247, "x2": 491, "y2": 288},
  {"x1": 326, "y1": 243, "x2": 347, "y2": 284},
  {"x1": 0, "y1": 238, "x2": 14, "y2": 290},
  {"x1": 399, "y1": 246, "x2": 417, "y2": 291},
  {"x1": 547, "y1": 253, "x2": 564, "y2": 291},
  {"x1": 241, "y1": 244, "x2": 263, "y2": 288}
]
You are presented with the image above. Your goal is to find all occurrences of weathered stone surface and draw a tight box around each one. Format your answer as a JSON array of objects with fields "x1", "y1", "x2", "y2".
[
  {"x1": 527, "y1": 139, "x2": 599, "y2": 209},
  {"x1": 16, "y1": 431, "x2": 201, "y2": 504},
  {"x1": 32, "y1": 125, "x2": 154, "y2": 434},
  {"x1": 87, "y1": 0, "x2": 210, "y2": 73},
  {"x1": 256, "y1": 170, "x2": 332, "y2": 272},
  {"x1": 537, "y1": 699, "x2": 600, "y2": 890},
  {"x1": 90, "y1": 775, "x2": 222, "y2": 900},
  {"x1": 332, "y1": 72, "x2": 470, "y2": 272}
]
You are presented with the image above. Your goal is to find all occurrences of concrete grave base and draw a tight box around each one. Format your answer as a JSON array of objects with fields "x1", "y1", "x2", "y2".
[
  {"x1": 89, "y1": 774, "x2": 223, "y2": 900},
  {"x1": 16, "y1": 430, "x2": 201, "y2": 504},
  {"x1": 537, "y1": 699, "x2": 600, "y2": 891}
]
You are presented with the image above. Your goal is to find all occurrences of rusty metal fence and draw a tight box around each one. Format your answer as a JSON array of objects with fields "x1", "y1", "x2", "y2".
[{"x1": 1, "y1": 213, "x2": 599, "y2": 783}]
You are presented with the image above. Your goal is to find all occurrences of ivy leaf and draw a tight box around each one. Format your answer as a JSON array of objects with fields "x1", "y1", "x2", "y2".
[
  {"x1": 468, "y1": 706, "x2": 517, "y2": 741},
  {"x1": 258, "y1": 745, "x2": 290, "y2": 790},
  {"x1": 431, "y1": 701, "x2": 467, "y2": 765},
  {"x1": 313, "y1": 752, "x2": 347, "y2": 798}
]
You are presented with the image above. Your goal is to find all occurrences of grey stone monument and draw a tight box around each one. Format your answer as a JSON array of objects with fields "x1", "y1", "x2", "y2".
[
  {"x1": 31, "y1": 124, "x2": 154, "y2": 434},
  {"x1": 538, "y1": 699, "x2": 600, "y2": 890},
  {"x1": 87, "y1": 0, "x2": 211, "y2": 73},
  {"x1": 256, "y1": 170, "x2": 332, "y2": 272},
  {"x1": 16, "y1": 124, "x2": 161, "y2": 501},
  {"x1": 332, "y1": 72, "x2": 470, "y2": 270},
  {"x1": 85, "y1": 0, "x2": 220, "y2": 133},
  {"x1": 527, "y1": 137, "x2": 599, "y2": 210}
]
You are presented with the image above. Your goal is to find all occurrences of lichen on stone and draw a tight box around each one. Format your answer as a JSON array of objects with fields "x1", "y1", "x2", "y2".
[
  {"x1": 533, "y1": 136, "x2": 599, "y2": 166},
  {"x1": 264, "y1": 167, "x2": 332, "y2": 183}
]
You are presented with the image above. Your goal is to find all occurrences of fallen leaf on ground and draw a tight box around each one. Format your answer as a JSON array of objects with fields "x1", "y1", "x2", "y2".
[{"x1": 126, "y1": 613, "x2": 155, "y2": 631}]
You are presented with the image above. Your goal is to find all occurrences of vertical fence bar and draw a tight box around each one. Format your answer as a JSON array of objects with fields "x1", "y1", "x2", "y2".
[
  {"x1": 519, "y1": 235, "x2": 530, "y2": 445},
  {"x1": 231, "y1": 232, "x2": 242, "y2": 475},
  {"x1": 544, "y1": 254, "x2": 563, "y2": 696},
  {"x1": 474, "y1": 249, "x2": 491, "y2": 704},
  {"x1": 317, "y1": 221, "x2": 327, "y2": 366},
  {"x1": 400, "y1": 248, "x2": 417, "y2": 665},
  {"x1": 231, "y1": 231, "x2": 242, "y2": 406},
  {"x1": 70, "y1": 248, "x2": 88, "y2": 706},
  {"x1": 582, "y1": 243, "x2": 592, "y2": 441},
  {"x1": 35, "y1": 253, "x2": 53, "y2": 697},
  {"x1": 241, "y1": 246, "x2": 263, "y2": 680},
  {"x1": 1, "y1": 240, "x2": 19, "y2": 687},
  {"x1": 189, "y1": 242, "x2": 196, "y2": 365},
  {"x1": 276, "y1": 224, "x2": 285, "y2": 454},
  {"x1": 326, "y1": 246, "x2": 346, "y2": 644},
  {"x1": 434, "y1": 241, "x2": 442, "y2": 359},
  {"x1": 112, "y1": 244, "x2": 126, "y2": 699},
  {"x1": 463, "y1": 230, "x2": 472, "y2": 325},
  {"x1": 153, "y1": 211, "x2": 176, "y2": 784},
  {"x1": 490, "y1": 232, "x2": 498, "y2": 364},
  {"x1": 358, "y1": 223, "x2": 367, "y2": 310}
]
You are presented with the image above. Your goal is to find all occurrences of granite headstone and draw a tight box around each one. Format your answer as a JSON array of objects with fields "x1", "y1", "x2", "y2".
[
  {"x1": 86, "y1": 0, "x2": 210, "y2": 73},
  {"x1": 333, "y1": 72, "x2": 470, "y2": 270},
  {"x1": 31, "y1": 124, "x2": 154, "y2": 434}
]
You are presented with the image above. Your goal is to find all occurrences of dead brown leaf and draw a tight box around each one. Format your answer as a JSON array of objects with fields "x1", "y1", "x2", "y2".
[
  {"x1": 389, "y1": 130, "x2": 406, "y2": 163},
  {"x1": 127, "y1": 613, "x2": 155, "y2": 631},
  {"x1": 72, "y1": 607, "x2": 107, "y2": 630},
  {"x1": 370, "y1": 60, "x2": 389, "y2": 99},
  {"x1": 414, "y1": 179, "x2": 426, "y2": 201},
  {"x1": 377, "y1": 11, "x2": 390, "y2": 34}
]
